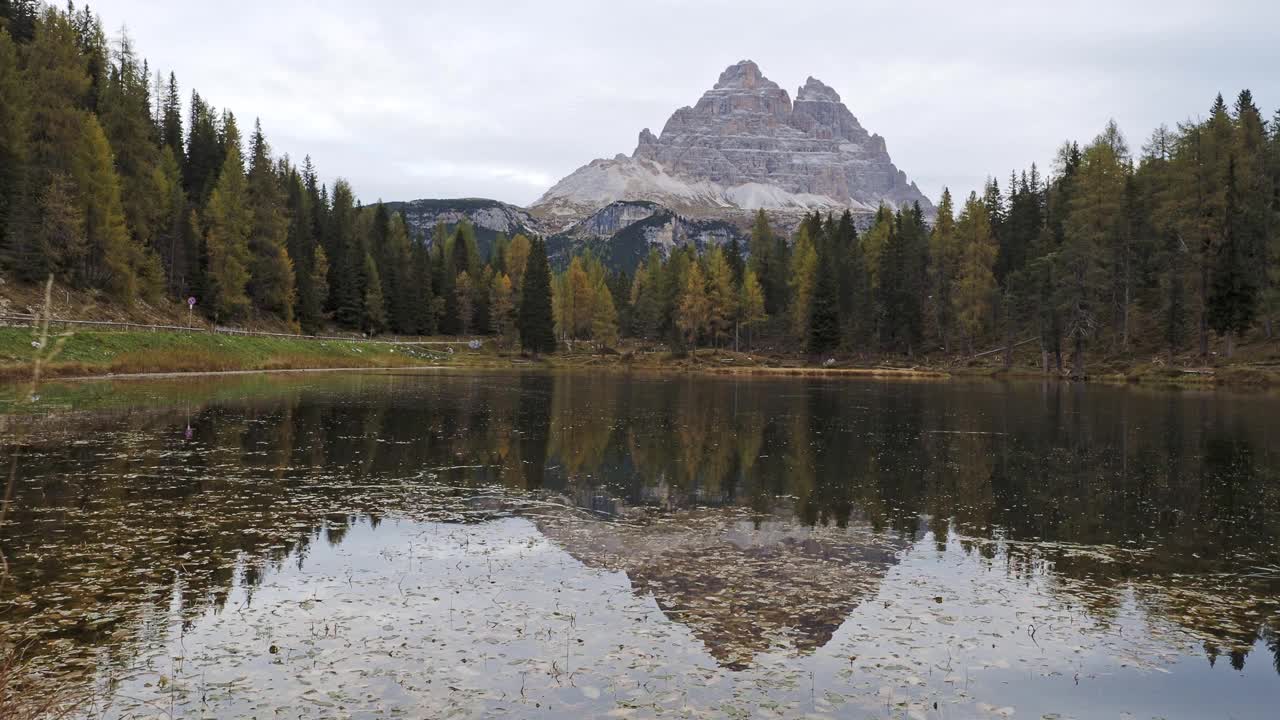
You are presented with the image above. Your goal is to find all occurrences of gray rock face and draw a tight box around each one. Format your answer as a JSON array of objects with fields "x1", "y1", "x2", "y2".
[
  {"x1": 385, "y1": 198, "x2": 539, "y2": 239},
  {"x1": 532, "y1": 60, "x2": 932, "y2": 227},
  {"x1": 574, "y1": 200, "x2": 663, "y2": 238}
]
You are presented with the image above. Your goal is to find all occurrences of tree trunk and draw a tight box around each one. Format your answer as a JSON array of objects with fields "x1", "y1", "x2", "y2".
[
  {"x1": 1122, "y1": 281, "x2": 1131, "y2": 352},
  {"x1": 1198, "y1": 264, "x2": 1210, "y2": 357},
  {"x1": 1070, "y1": 333, "x2": 1086, "y2": 380},
  {"x1": 1225, "y1": 333, "x2": 1235, "y2": 359},
  {"x1": 1002, "y1": 305, "x2": 1014, "y2": 370},
  {"x1": 1265, "y1": 317, "x2": 1273, "y2": 340}
]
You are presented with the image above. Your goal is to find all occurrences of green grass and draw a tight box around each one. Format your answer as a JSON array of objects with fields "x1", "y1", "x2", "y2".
[{"x1": 0, "y1": 327, "x2": 453, "y2": 381}]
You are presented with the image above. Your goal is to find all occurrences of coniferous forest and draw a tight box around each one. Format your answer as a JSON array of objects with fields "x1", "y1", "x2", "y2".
[{"x1": 2, "y1": 2, "x2": 1279, "y2": 374}]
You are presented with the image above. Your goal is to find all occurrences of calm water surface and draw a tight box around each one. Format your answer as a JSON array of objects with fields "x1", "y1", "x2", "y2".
[{"x1": 1, "y1": 371, "x2": 1278, "y2": 719}]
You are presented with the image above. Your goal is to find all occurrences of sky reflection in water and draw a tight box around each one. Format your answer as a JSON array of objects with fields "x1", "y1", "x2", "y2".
[{"x1": 1, "y1": 371, "x2": 1278, "y2": 718}]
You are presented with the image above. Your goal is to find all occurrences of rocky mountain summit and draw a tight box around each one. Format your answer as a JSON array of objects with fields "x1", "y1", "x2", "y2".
[{"x1": 531, "y1": 60, "x2": 932, "y2": 228}]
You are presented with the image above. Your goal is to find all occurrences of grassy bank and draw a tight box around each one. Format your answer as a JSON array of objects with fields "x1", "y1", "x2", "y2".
[
  {"x1": 542, "y1": 343, "x2": 1280, "y2": 388},
  {"x1": 2, "y1": 325, "x2": 1278, "y2": 389},
  {"x1": 0, "y1": 327, "x2": 468, "y2": 381}
]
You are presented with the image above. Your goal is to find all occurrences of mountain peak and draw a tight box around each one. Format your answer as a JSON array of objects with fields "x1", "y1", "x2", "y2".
[
  {"x1": 714, "y1": 59, "x2": 769, "y2": 90},
  {"x1": 796, "y1": 76, "x2": 841, "y2": 103},
  {"x1": 533, "y1": 61, "x2": 932, "y2": 225}
]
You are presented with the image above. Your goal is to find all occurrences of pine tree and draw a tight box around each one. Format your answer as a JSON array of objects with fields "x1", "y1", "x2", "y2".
[
  {"x1": 954, "y1": 192, "x2": 997, "y2": 354},
  {"x1": 704, "y1": 246, "x2": 736, "y2": 348},
  {"x1": 725, "y1": 234, "x2": 745, "y2": 286},
  {"x1": 807, "y1": 247, "x2": 841, "y2": 355},
  {"x1": 381, "y1": 212, "x2": 413, "y2": 333},
  {"x1": 876, "y1": 208, "x2": 926, "y2": 356},
  {"x1": 19, "y1": 7, "x2": 88, "y2": 278},
  {"x1": 591, "y1": 278, "x2": 619, "y2": 348},
  {"x1": 183, "y1": 91, "x2": 222, "y2": 202},
  {"x1": 677, "y1": 261, "x2": 710, "y2": 350},
  {"x1": 518, "y1": 238, "x2": 556, "y2": 354},
  {"x1": 100, "y1": 30, "x2": 164, "y2": 277},
  {"x1": 1231, "y1": 89, "x2": 1272, "y2": 339},
  {"x1": 629, "y1": 256, "x2": 662, "y2": 340},
  {"x1": 455, "y1": 270, "x2": 474, "y2": 334},
  {"x1": 844, "y1": 221, "x2": 873, "y2": 350},
  {"x1": 1064, "y1": 120, "x2": 1130, "y2": 376},
  {"x1": 328, "y1": 180, "x2": 364, "y2": 328},
  {"x1": 750, "y1": 209, "x2": 787, "y2": 314},
  {"x1": 75, "y1": 114, "x2": 158, "y2": 300},
  {"x1": 788, "y1": 225, "x2": 818, "y2": 340},
  {"x1": 201, "y1": 115, "x2": 251, "y2": 321},
  {"x1": 245, "y1": 120, "x2": 295, "y2": 324},
  {"x1": 0, "y1": 28, "x2": 31, "y2": 275},
  {"x1": 409, "y1": 238, "x2": 437, "y2": 335},
  {"x1": 1207, "y1": 157, "x2": 1258, "y2": 357},
  {"x1": 30, "y1": 173, "x2": 80, "y2": 282},
  {"x1": 928, "y1": 188, "x2": 960, "y2": 352},
  {"x1": 489, "y1": 272, "x2": 515, "y2": 343},
  {"x1": 506, "y1": 233, "x2": 531, "y2": 293},
  {"x1": 310, "y1": 244, "x2": 329, "y2": 328},
  {"x1": 160, "y1": 71, "x2": 182, "y2": 161},
  {"x1": 361, "y1": 252, "x2": 386, "y2": 334},
  {"x1": 285, "y1": 161, "x2": 323, "y2": 332},
  {"x1": 0, "y1": 0, "x2": 37, "y2": 42},
  {"x1": 862, "y1": 205, "x2": 894, "y2": 290},
  {"x1": 738, "y1": 268, "x2": 767, "y2": 350}
]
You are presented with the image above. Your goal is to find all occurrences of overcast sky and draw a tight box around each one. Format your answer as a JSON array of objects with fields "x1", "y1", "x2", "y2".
[{"x1": 91, "y1": 0, "x2": 1280, "y2": 207}]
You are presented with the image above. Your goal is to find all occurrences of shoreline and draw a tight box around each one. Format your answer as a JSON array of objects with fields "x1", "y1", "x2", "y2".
[
  {"x1": 2, "y1": 327, "x2": 1276, "y2": 389},
  {"x1": 6, "y1": 355, "x2": 1277, "y2": 391}
]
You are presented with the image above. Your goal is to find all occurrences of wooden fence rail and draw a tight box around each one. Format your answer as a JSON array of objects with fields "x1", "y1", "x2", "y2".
[{"x1": 0, "y1": 314, "x2": 481, "y2": 347}]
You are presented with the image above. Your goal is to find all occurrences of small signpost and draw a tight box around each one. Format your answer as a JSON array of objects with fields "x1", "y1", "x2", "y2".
[{"x1": 187, "y1": 296, "x2": 196, "y2": 328}]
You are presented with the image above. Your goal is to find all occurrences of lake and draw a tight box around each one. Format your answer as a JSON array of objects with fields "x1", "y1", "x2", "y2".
[{"x1": 1, "y1": 370, "x2": 1278, "y2": 719}]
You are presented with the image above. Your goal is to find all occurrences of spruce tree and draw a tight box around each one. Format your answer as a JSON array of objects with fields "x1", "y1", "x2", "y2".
[
  {"x1": 704, "y1": 247, "x2": 736, "y2": 348},
  {"x1": 183, "y1": 92, "x2": 222, "y2": 202},
  {"x1": 0, "y1": 0, "x2": 37, "y2": 42},
  {"x1": 928, "y1": 189, "x2": 960, "y2": 352},
  {"x1": 807, "y1": 249, "x2": 841, "y2": 355},
  {"x1": 409, "y1": 238, "x2": 437, "y2": 335},
  {"x1": 726, "y1": 234, "x2": 745, "y2": 286},
  {"x1": 1207, "y1": 157, "x2": 1258, "y2": 357},
  {"x1": 328, "y1": 180, "x2": 364, "y2": 327},
  {"x1": 518, "y1": 238, "x2": 556, "y2": 354},
  {"x1": 75, "y1": 115, "x2": 158, "y2": 300},
  {"x1": 160, "y1": 71, "x2": 183, "y2": 161},
  {"x1": 749, "y1": 209, "x2": 785, "y2": 314},
  {"x1": 245, "y1": 120, "x2": 295, "y2": 324},
  {"x1": 954, "y1": 192, "x2": 997, "y2": 354},
  {"x1": 361, "y1": 252, "x2": 386, "y2": 334},
  {"x1": 788, "y1": 225, "x2": 818, "y2": 340},
  {"x1": 738, "y1": 268, "x2": 767, "y2": 350},
  {"x1": 201, "y1": 115, "x2": 251, "y2": 321},
  {"x1": 0, "y1": 29, "x2": 30, "y2": 274},
  {"x1": 100, "y1": 31, "x2": 163, "y2": 273},
  {"x1": 1063, "y1": 120, "x2": 1130, "y2": 376},
  {"x1": 677, "y1": 261, "x2": 710, "y2": 350}
]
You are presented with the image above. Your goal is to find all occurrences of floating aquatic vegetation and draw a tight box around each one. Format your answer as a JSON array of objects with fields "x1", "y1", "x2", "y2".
[{"x1": 1, "y1": 371, "x2": 1278, "y2": 718}]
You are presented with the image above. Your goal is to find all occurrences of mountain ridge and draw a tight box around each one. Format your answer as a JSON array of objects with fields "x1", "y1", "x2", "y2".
[{"x1": 530, "y1": 60, "x2": 932, "y2": 228}]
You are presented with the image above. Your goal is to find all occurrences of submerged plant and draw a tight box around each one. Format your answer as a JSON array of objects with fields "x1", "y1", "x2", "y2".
[{"x1": 1, "y1": 278, "x2": 81, "y2": 719}]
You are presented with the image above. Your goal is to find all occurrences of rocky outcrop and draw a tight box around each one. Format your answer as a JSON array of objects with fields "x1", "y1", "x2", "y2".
[
  {"x1": 384, "y1": 198, "x2": 539, "y2": 240},
  {"x1": 532, "y1": 60, "x2": 932, "y2": 228},
  {"x1": 546, "y1": 201, "x2": 743, "y2": 272}
]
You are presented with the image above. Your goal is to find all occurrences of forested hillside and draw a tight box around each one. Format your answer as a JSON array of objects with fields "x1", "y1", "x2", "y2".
[
  {"x1": 2, "y1": 2, "x2": 1277, "y2": 375},
  {"x1": 0, "y1": 1, "x2": 547, "y2": 339}
]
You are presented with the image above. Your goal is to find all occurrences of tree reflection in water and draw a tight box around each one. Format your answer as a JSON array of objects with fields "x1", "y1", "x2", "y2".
[{"x1": 1, "y1": 371, "x2": 1279, "y2": 690}]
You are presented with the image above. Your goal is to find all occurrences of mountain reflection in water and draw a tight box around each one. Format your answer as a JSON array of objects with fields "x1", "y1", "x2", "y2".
[{"x1": 1, "y1": 371, "x2": 1278, "y2": 718}]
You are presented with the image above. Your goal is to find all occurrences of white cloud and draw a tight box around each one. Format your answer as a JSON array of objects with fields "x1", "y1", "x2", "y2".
[{"x1": 93, "y1": 0, "x2": 1280, "y2": 207}]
